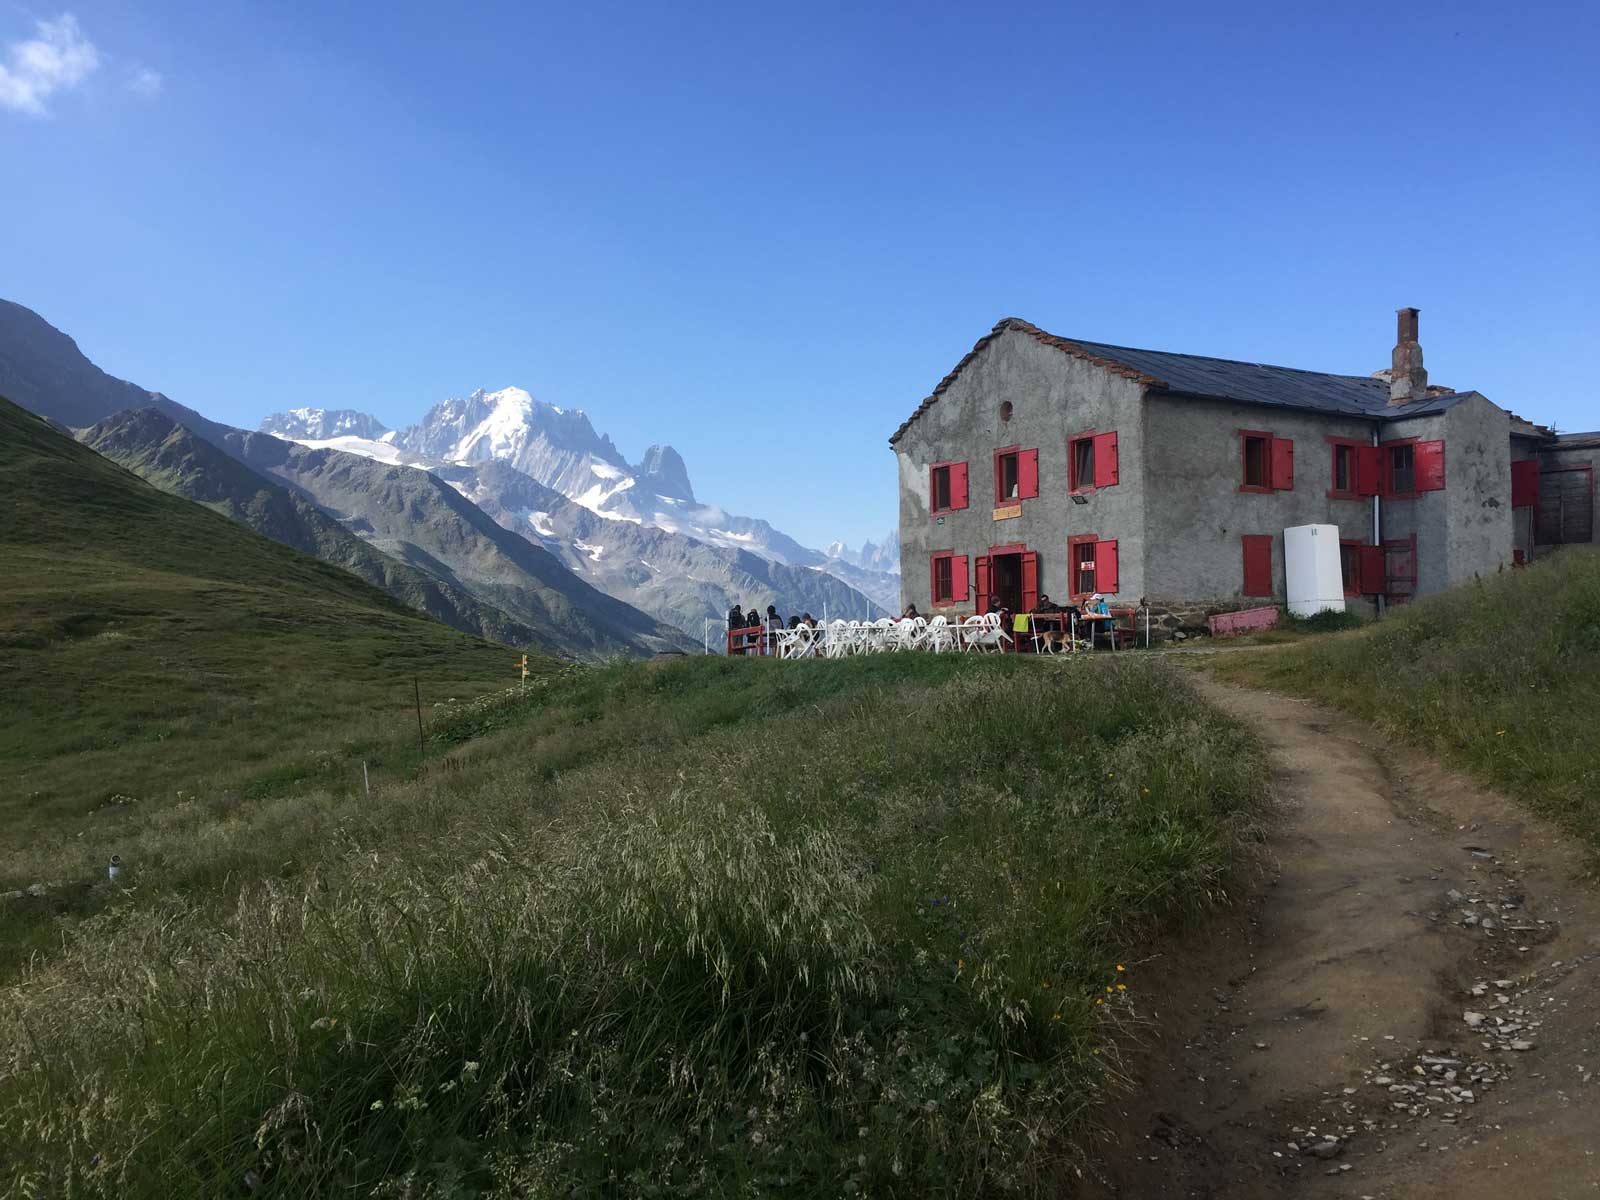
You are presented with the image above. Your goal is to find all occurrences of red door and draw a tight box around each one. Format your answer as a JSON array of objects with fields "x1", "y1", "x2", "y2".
[{"x1": 1021, "y1": 551, "x2": 1039, "y2": 612}]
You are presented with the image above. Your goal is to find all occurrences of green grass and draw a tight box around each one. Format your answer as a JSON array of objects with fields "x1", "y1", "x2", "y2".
[
  {"x1": 0, "y1": 398, "x2": 547, "y2": 849},
  {"x1": 0, "y1": 653, "x2": 1270, "y2": 1198},
  {"x1": 1206, "y1": 549, "x2": 1600, "y2": 851}
]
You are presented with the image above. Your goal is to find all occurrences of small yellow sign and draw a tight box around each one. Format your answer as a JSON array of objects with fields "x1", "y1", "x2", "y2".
[{"x1": 992, "y1": 504, "x2": 1022, "y2": 521}]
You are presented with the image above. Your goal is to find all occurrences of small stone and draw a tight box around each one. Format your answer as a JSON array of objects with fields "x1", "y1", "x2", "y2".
[
  {"x1": 1463, "y1": 1012, "x2": 1486, "y2": 1028},
  {"x1": 1510, "y1": 1041, "x2": 1535, "y2": 1051},
  {"x1": 1307, "y1": 1141, "x2": 1343, "y2": 1160},
  {"x1": 24, "y1": 883, "x2": 45, "y2": 898}
]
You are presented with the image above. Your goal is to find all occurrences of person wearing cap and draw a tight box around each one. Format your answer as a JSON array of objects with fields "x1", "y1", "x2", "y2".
[{"x1": 1083, "y1": 592, "x2": 1114, "y2": 649}]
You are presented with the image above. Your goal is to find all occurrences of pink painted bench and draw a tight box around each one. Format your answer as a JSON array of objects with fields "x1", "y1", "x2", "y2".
[{"x1": 1208, "y1": 606, "x2": 1279, "y2": 637}]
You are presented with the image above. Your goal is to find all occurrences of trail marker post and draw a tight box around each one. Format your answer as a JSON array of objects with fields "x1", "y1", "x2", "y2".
[
  {"x1": 520, "y1": 653, "x2": 528, "y2": 691},
  {"x1": 413, "y1": 677, "x2": 425, "y2": 766}
]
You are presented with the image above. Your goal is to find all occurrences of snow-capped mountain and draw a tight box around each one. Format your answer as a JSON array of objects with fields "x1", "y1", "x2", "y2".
[
  {"x1": 259, "y1": 395, "x2": 902, "y2": 627},
  {"x1": 823, "y1": 532, "x2": 900, "y2": 575},
  {"x1": 259, "y1": 407, "x2": 390, "y2": 441}
]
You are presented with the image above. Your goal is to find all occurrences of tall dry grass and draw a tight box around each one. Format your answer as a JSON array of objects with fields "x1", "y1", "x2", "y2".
[{"x1": 1, "y1": 655, "x2": 1268, "y2": 1197}]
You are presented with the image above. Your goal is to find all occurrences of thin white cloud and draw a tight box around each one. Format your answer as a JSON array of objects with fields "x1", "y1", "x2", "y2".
[
  {"x1": 127, "y1": 65, "x2": 162, "y2": 99},
  {"x1": 0, "y1": 13, "x2": 100, "y2": 116}
]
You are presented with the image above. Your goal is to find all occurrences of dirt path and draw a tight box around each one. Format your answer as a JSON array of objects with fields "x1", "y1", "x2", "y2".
[{"x1": 1084, "y1": 678, "x2": 1600, "y2": 1199}]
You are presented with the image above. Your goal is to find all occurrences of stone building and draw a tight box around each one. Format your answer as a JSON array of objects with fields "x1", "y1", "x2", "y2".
[{"x1": 890, "y1": 310, "x2": 1594, "y2": 628}]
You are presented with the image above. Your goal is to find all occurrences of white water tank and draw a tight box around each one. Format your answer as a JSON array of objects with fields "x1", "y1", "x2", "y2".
[{"x1": 1282, "y1": 524, "x2": 1346, "y2": 617}]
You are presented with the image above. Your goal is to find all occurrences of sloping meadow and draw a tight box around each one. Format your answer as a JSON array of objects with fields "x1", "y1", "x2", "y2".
[{"x1": 1, "y1": 656, "x2": 1268, "y2": 1197}]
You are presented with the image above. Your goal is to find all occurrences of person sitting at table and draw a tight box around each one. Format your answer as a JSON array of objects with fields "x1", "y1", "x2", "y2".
[
  {"x1": 788, "y1": 614, "x2": 802, "y2": 629},
  {"x1": 902, "y1": 603, "x2": 921, "y2": 619},
  {"x1": 1084, "y1": 592, "x2": 1114, "y2": 647},
  {"x1": 727, "y1": 603, "x2": 748, "y2": 655}
]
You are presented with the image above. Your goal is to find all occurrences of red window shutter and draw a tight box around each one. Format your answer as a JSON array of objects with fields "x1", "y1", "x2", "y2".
[
  {"x1": 1358, "y1": 545, "x2": 1385, "y2": 595},
  {"x1": 1356, "y1": 445, "x2": 1382, "y2": 496},
  {"x1": 1018, "y1": 448, "x2": 1039, "y2": 499},
  {"x1": 950, "y1": 461, "x2": 969, "y2": 510},
  {"x1": 1093, "y1": 430, "x2": 1119, "y2": 488},
  {"x1": 975, "y1": 555, "x2": 991, "y2": 614},
  {"x1": 951, "y1": 554, "x2": 969, "y2": 602},
  {"x1": 1271, "y1": 437, "x2": 1295, "y2": 490},
  {"x1": 1415, "y1": 440, "x2": 1445, "y2": 491},
  {"x1": 1242, "y1": 535, "x2": 1272, "y2": 596},
  {"x1": 1021, "y1": 551, "x2": 1039, "y2": 611},
  {"x1": 1511, "y1": 459, "x2": 1539, "y2": 508},
  {"x1": 1094, "y1": 539, "x2": 1119, "y2": 594}
]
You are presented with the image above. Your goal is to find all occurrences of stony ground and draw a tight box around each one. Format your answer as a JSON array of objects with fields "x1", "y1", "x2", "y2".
[{"x1": 1082, "y1": 677, "x2": 1600, "y2": 1199}]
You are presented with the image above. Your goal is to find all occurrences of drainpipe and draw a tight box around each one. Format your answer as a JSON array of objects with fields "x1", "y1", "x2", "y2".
[{"x1": 1371, "y1": 426, "x2": 1384, "y2": 618}]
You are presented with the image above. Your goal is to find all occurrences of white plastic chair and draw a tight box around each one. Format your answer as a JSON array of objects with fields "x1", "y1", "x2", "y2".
[
  {"x1": 867, "y1": 618, "x2": 895, "y2": 653},
  {"x1": 957, "y1": 615, "x2": 985, "y2": 651},
  {"x1": 926, "y1": 614, "x2": 957, "y2": 653},
  {"x1": 891, "y1": 618, "x2": 920, "y2": 652},
  {"x1": 825, "y1": 620, "x2": 853, "y2": 658}
]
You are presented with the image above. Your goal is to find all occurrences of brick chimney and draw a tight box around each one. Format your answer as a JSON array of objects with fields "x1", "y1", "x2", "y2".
[{"x1": 1389, "y1": 306, "x2": 1427, "y2": 404}]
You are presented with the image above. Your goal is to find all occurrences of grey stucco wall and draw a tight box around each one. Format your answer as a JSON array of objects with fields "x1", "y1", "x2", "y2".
[
  {"x1": 894, "y1": 329, "x2": 1146, "y2": 611},
  {"x1": 1382, "y1": 396, "x2": 1513, "y2": 593},
  {"x1": 1142, "y1": 396, "x2": 1376, "y2": 604}
]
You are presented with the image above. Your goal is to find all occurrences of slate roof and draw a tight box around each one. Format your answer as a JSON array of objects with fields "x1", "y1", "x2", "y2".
[{"x1": 889, "y1": 317, "x2": 1475, "y2": 445}]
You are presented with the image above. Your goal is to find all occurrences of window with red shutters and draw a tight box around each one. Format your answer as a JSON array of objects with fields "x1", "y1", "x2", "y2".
[
  {"x1": 929, "y1": 461, "x2": 968, "y2": 514},
  {"x1": 1241, "y1": 535, "x2": 1273, "y2": 596},
  {"x1": 930, "y1": 552, "x2": 968, "y2": 606},
  {"x1": 1385, "y1": 441, "x2": 1417, "y2": 496},
  {"x1": 1511, "y1": 459, "x2": 1540, "y2": 508},
  {"x1": 1069, "y1": 430, "x2": 1120, "y2": 491}
]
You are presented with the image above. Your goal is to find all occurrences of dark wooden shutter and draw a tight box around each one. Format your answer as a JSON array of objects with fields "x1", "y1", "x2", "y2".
[
  {"x1": 928, "y1": 466, "x2": 942, "y2": 513},
  {"x1": 1242, "y1": 535, "x2": 1273, "y2": 596},
  {"x1": 1018, "y1": 448, "x2": 1039, "y2": 499},
  {"x1": 1093, "y1": 431, "x2": 1119, "y2": 488},
  {"x1": 951, "y1": 554, "x2": 969, "y2": 602},
  {"x1": 929, "y1": 554, "x2": 938, "y2": 604},
  {"x1": 950, "y1": 461, "x2": 969, "y2": 510},
  {"x1": 1357, "y1": 445, "x2": 1382, "y2": 496},
  {"x1": 1511, "y1": 459, "x2": 1539, "y2": 508},
  {"x1": 1358, "y1": 545, "x2": 1385, "y2": 595},
  {"x1": 1094, "y1": 540, "x2": 1119, "y2": 594},
  {"x1": 975, "y1": 555, "x2": 991, "y2": 614},
  {"x1": 1271, "y1": 437, "x2": 1295, "y2": 490},
  {"x1": 1415, "y1": 440, "x2": 1445, "y2": 491},
  {"x1": 1021, "y1": 551, "x2": 1040, "y2": 611}
]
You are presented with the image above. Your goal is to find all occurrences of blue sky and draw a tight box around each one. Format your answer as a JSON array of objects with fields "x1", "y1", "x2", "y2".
[{"x1": 3, "y1": 1, "x2": 1596, "y2": 549}]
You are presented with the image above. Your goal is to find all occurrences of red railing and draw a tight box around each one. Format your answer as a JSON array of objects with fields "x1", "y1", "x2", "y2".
[{"x1": 726, "y1": 624, "x2": 771, "y2": 656}]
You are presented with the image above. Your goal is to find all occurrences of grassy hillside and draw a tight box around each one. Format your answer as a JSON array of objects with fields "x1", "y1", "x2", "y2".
[
  {"x1": 1207, "y1": 549, "x2": 1600, "y2": 851},
  {"x1": 0, "y1": 396, "x2": 548, "y2": 851},
  {"x1": 79, "y1": 407, "x2": 551, "y2": 653},
  {"x1": 0, "y1": 653, "x2": 1269, "y2": 1197}
]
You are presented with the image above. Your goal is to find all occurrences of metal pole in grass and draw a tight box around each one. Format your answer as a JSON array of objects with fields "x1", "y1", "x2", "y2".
[
  {"x1": 362, "y1": 760, "x2": 370, "y2": 798},
  {"x1": 414, "y1": 677, "x2": 425, "y2": 766}
]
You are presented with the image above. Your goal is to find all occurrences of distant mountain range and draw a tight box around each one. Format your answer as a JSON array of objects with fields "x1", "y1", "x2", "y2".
[
  {"x1": 0, "y1": 299, "x2": 694, "y2": 659},
  {"x1": 258, "y1": 390, "x2": 902, "y2": 622},
  {"x1": 0, "y1": 297, "x2": 899, "y2": 654}
]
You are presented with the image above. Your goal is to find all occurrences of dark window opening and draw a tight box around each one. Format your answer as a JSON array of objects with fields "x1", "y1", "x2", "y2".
[
  {"x1": 1390, "y1": 444, "x2": 1416, "y2": 495},
  {"x1": 999, "y1": 401, "x2": 1013, "y2": 423},
  {"x1": 1072, "y1": 544, "x2": 1095, "y2": 596},
  {"x1": 1333, "y1": 444, "x2": 1354, "y2": 493},
  {"x1": 1071, "y1": 436, "x2": 1094, "y2": 491},
  {"x1": 1340, "y1": 542, "x2": 1359, "y2": 595},
  {"x1": 996, "y1": 450, "x2": 1019, "y2": 501},
  {"x1": 1243, "y1": 434, "x2": 1270, "y2": 489},
  {"x1": 931, "y1": 465, "x2": 951, "y2": 512}
]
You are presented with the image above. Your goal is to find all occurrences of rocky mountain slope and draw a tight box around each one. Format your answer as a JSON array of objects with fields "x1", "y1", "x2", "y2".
[{"x1": 79, "y1": 408, "x2": 549, "y2": 654}]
